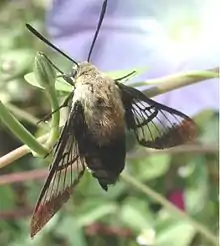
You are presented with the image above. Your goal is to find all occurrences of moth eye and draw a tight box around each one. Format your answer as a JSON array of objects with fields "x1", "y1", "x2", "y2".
[{"x1": 71, "y1": 69, "x2": 77, "y2": 78}]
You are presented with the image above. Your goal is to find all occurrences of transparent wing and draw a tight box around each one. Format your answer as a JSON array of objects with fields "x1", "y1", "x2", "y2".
[
  {"x1": 118, "y1": 83, "x2": 196, "y2": 149},
  {"x1": 30, "y1": 106, "x2": 85, "y2": 237}
]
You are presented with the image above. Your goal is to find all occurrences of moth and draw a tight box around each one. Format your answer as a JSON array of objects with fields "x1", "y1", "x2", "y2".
[{"x1": 26, "y1": 0, "x2": 196, "y2": 238}]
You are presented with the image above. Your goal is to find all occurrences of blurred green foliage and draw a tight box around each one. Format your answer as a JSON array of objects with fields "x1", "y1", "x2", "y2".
[{"x1": 0, "y1": 1, "x2": 218, "y2": 246}]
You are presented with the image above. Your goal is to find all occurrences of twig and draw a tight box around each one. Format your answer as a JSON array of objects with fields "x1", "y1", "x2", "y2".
[
  {"x1": 142, "y1": 67, "x2": 219, "y2": 98},
  {"x1": 0, "y1": 168, "x2": 48, "y2": 185},
  {"x1": 0, "y1": 134, "x2": 48, "y2": 169},
  {"x1": 127, "y1": 144, "x2": 219, "y2": 159},
  {"x1": 0, "y1": 207, "x2": 33, "y2": 219}
]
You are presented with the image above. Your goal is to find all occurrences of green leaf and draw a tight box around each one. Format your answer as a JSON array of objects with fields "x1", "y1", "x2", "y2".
[
  {"x1": 24, "y1": 72, "x2": 73, "y2": 92},
  {"x1": 185, "y1": 157, "x2": 209, "y2": 215},
  {"x1": 56, "y1": 217, "x2": 86, "y2": 246},
  {"x1": 76, "y1": 203, "x2": 117, "y2": 227},
  {"x1": 136, "y1": 228, "x2": 156, "y2": 246},
  {"x1": 131, "y1": 154, "x2": 171, "y2": 181},
  {"x1": 120, "y1": 197, "x2": 154, "y2": 231},
  {"x1": 0, "y1": 186, "x2": 14, "y2": 210},
  {"x1": 0, "y1": 101, "x2": 48, "y2": 156},
  {"x1": 55, "y1": 77, "x2": 74, "y2": 92},
  {"x1": 199, "y1": 115, "x2": 219, "y2": 144},
  {"x1": 24, "y1": 72, "x2": 44, "y2": 89},
  {"x1": 193, "y1": 109, "x2": 216, "y2": 126},
  {"x1": 33, "y1": 52, "x2": 56, "y2": 89},
  {"x1": 0, "y1": 49, "x2": 34, "y2": 78},
  {"x1": 156, "y1": 220, "x2": 196, "y2": 246},
  {"x1": 31, "y1": 52, "x2": 61, "y2": 147}
]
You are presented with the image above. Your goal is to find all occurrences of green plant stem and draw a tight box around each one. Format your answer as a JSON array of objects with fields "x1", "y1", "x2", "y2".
[
  {"x1": 121, "y1": 172, "x2": 218, "y2": 245},
  {"x1": 0, "y1": 134, "x2": 48, "y2": 169},
  {"x1": 142, "y1": 67, "x2": 219, "y2": 98},
  {"x1": 44, "y1": 88, "x2": 60, "y2": 148},
  {"x1": 0, "y1": 101, "x2": 48, "y2": 156},
  {"x1": 6, "y1": 103, "x2": 47, "y2": 127},
  {"x1": 33, "y1": 52, "x2": 60, "y2": 148},
  {"x1": 127, "y1": 67, "x2": 219, "y2": 97}
]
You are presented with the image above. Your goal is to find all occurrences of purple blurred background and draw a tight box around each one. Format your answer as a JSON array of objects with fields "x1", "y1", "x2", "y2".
[{"x1": 46, "y1": 0, "x2": 219, "y2": 115}]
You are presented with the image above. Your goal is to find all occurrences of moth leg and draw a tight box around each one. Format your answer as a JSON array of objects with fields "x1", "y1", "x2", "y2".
[
  {"x1": 41, "y1": 53, "x2": 64, "y2": 75},
  {"x1": 57, "y1": 74, "x2": 75, "y2": 86},
  {"x1": 115, "y1": 71, "x2": 136, "y2": 82},
  {"x1": 37, "y1": 91, "x2": 74, "y2": 124},
  {"x1": 39, "y1": 49, "x2": 75, "y2": 87}
]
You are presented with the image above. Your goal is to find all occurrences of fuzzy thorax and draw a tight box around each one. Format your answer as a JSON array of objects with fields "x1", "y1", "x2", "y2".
[{"x1": 71, "y1": 62, "x2": 125, "y2": 144}]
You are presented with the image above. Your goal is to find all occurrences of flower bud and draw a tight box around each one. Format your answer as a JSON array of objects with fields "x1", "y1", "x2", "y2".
[{"x1": 33, "y1": 52, "x2": 56, "y2": 89}]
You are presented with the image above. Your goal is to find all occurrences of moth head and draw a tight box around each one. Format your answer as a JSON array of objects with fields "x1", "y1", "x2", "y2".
[
  {"x1": 70, "y1": 63, "x2": 78, "y2": 78},
  {"x1": 75, "y1": 61, "x2": 99, "y2": 78}
]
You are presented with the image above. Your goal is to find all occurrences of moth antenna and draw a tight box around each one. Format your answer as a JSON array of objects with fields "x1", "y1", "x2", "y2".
[
  {"x1": 41, "y1": 52, "x2": 65, "y2": 75},
  {"x1": 87, "y1": 0, "x2": 108, "y2": 62},
  {"x1": 26, "y1": 24, "x2": 79, "y2": 68}
]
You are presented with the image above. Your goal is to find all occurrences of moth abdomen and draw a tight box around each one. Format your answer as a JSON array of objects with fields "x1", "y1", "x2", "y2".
[
  {"x1": 82, "y1": 132, "x2": 126, "y2": 191},
  {"x1": 72, "y1": 87, "x2": 126, "y2": 191}
]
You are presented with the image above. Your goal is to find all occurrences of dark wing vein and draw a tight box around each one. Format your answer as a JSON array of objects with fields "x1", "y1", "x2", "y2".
[
  {"x1": 30, "y1": 106, "x2": 85, "y2": 237},
  {"x1": 118, "y1": 83, "x2": 196, "y2": 149}
]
